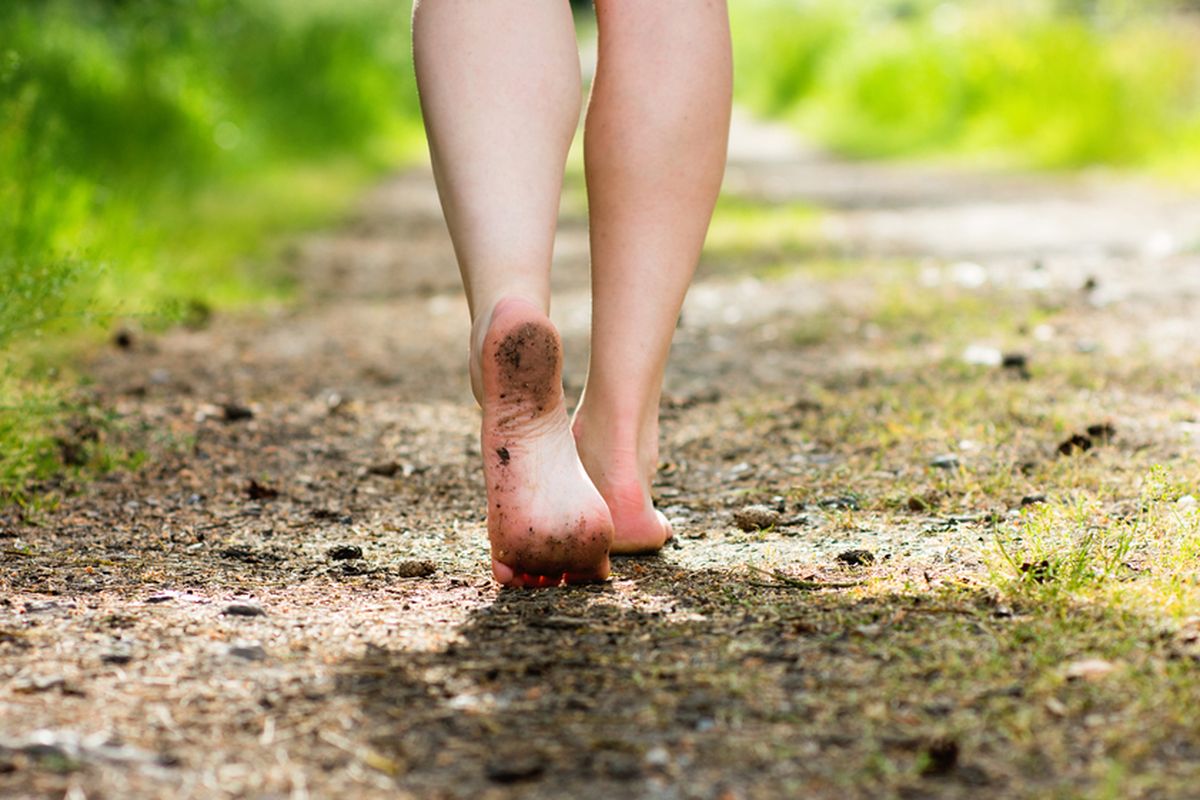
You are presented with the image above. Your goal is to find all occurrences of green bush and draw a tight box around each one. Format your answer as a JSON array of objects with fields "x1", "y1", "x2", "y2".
[
  {"x1": 732, "y1": 0, "x2": 1200, "y2": 172},
  {"x1": 0, "y1": 0, "x2": 423, "y2": 503}
]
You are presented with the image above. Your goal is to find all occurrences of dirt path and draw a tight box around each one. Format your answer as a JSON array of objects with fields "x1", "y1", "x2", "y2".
[{"x1": 3, "y1": 114, "x2": 1199, "y2": 799}]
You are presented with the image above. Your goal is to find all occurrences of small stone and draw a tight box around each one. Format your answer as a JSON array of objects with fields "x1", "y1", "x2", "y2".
[
  {"x1": 245, "y1": 480, "x2": 279, "y2": 501},
  {"x1": 644, "y1": 746, "x2": 670, "y2": 768},
  {"x1": 220, "y1": 545, "x2": 256, "y2": 562},
  {"x1": 907, "y1": 495, "x2": 930, "y2": 512},
  {"x1": 1002, "y1": 352, "x2": 1031, "y2": 379},
  {"x1": 13, "y1": 675, "x2": 65, "y2": 694},
  {"x1": 310, "y1": 508, "x2": 353, "y2": 524},
  {"x1": 962, "y1": 344, "x2": 1002, "y2": 366},
  {"x1": 327, "y1": 545, "x2": 363, "y2": 561},
  {"x1": 732, "y1": 505, "x2": 781, "y2": 531},
  {"x1": 920, "y1": 738, "x2": 960, "y2": 777},
  {"x1": 394, "y1": 560, "x2": 436, "y2": 579},
  {"x1": 24, "y1": 601, "x2": 69, "y2": 615},
  {"x1": 324, "y1": 391, "x2": 346, "y2": 414},
  {"x1": 486, "y1": 752, "x2": 544, "y2": 783},
  {"x1": 1001, "y1": 352, "x2": 1028, "y2": 370},
  {"x1": 222, "y1": 603, "x2": 264, "y2": 618},
  {"x1": 930, "y1": 454, "x2": 960, "y2": 470},
  {"x1": 229, "y1": 644, "x2": 267, "y2": 661},
  {"x1": 1177, "y1": 495, "x2": 1198, "y2": 509},
  {"x1": 366, "y1": 462, "x2": 401, "y2": 477},
  {"x1": 100, "y1": 651, "x2": 134, "y2": 665},
  {"x1": 818, "y1": 495, "x2": 860, "y2": 511},
  {"x1": 1045, "y1": 697, "x2": 1069, "y2": 717},
  {"x1": 1057, "y1": 434, "x2": 1093, "y2": 457},
  {"x1": 836, "y1": 549, "x2": 875, "y2": 567},
  {"x1": 1064, "y1": 658, "x2": 1117, "y2": 682},
  {"x1": 221, "y1": 403, "x2": 254, "y2": 422}
]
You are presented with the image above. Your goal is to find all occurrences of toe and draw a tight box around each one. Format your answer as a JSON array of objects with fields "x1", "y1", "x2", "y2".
[
  {"x1": 492, "y1": 558, "x2": 516, "y2": 586},
  {"x1": 564, "y1": 555, "x2": 611, "y2": 585},
  {"x1": 656, "y1": 510, "x2": 674, "y2": 544}
]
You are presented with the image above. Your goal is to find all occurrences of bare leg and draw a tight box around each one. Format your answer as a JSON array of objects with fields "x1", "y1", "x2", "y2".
[
  {"x1": 573, "y1": 0, "x2": 732, "y2": 553},
  {"x1": 413, "y1": 0, "x2": 612, "y2": 586}
]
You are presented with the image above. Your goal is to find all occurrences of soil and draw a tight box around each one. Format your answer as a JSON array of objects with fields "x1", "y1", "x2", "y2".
[{"x1": 2, "y1": 112, "x2": 1199, "y2": 799}]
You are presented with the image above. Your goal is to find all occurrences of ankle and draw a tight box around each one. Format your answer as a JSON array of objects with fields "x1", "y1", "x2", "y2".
[{"x1": 571, "y1": 403, "x2": 660, "y2": 485}]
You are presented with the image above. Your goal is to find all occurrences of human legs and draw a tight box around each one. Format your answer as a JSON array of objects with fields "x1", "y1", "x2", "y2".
[
  {"x1": 573, "y1": 0, "x2": 733, "y2": 553},
  {"x1": 413, "y1": 0, "x2": 612, "y2": 586}
]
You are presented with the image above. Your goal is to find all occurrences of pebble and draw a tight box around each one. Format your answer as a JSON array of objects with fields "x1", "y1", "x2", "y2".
[
  {"x1": 24, "y1": 601, "x2": 71, "y2": 615},
  {"x1": 836, "y1": 549, "x2": 876, "y2": 567},
  {"x1": 644, "y1": 746, "x2": 670, "y2": 768},
  {"x1": 1064, "y1": 658, "x2": 1118, "y2": 682},
  {"x1": 229, "y1": 644, "x2": 267, "y2": 661},
  {"x1": 221, "y1": 403, "x2": 254, "y2": 422},
  {"x1": 1057, "y1": 433, "x2": 1093, "y2": 456},
  {"x1": 12, "y1": 675, "x2": 66, "y2": 694},
  {"x1": 930, "y1": 454, "x2": 960, "y2": 470},
  {"x1": 485, "y1": 752, "x2": 544, "y2": 783},
  {"x1": 1002, "y1": 352, "x2": 1032, "y2": 378},
  {"x1": 818, "y1": 495, "x2": 859, "y2": 511},
  {"x1": 100, "y1": 651, "x2": 134, "y2": 665},
  {"x1": 327, "y1": 545, "x2": 363, "y2": 561},
  {"x1": 222, "y1": 603, "x2": 265, "y2": 617},
  {"x1": 366, "y1": 462, "x2": 401, "y2": 477},
  {"x1": 920, "y1": 737, "x2": 960, "y2": 777},
  {"x1": 732, "y1": 505, "x2": 781, "y2": 531},
  {"x1": 962, "y1": 344, "x2": 1002, "y2": 366},
  {"x1": 1002, "y1": 352, "x2": 1029, "y2": 369},
  {"x1": 394, "y1": 560, "x2": 436, "y2": 578}
]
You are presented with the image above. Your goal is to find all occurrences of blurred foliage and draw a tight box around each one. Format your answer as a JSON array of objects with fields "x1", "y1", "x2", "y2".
[
  {"x1": 0, "y1": 0, "x2": 422, "y2": 503},
  {"x1": 732, "y1": 0, "x2": 1200, "y2": 172}
]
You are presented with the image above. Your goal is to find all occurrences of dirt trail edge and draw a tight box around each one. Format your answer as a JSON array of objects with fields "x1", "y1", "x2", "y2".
[{"x1": 2, "y1": 113, "x2": 1199, "y2": 799}]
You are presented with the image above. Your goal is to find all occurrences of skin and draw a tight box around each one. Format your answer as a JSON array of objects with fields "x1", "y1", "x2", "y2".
[{"x1": 412, "y1": 0, "x2": 732, "y2": 586}]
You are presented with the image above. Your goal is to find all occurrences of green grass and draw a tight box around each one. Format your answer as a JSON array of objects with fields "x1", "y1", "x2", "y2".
[
  {"x1": 991, "y1": 466, "x2": 1200, "y2": 619},
  {"x1": 0, "y1": 0, "x2": 424, "y2": 504},
  {"x1": 682, "y1": 234, "x2": 1200, "y2": 792},
  {"x1": 731, "y1": 0, "x2": 1200, "y2": 174}
]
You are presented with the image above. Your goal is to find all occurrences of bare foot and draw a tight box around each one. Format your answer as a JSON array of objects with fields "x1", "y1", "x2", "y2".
[
  {"x1": 476, "y1": 298, "x2": 613, "y2": 587},
  {"x1": 571, "y1": 416, "x2": 673, "y2": 555}
]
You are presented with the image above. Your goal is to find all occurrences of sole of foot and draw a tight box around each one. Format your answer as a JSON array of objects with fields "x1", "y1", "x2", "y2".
[{"x1": 478, "y1": 297, "x2": 613, "y2": 587}]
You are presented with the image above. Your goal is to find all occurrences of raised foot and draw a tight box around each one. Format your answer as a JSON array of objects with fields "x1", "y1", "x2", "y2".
[
  {"x1": 571, "y1": 417, "x2": 674, "y2": 556},
  {"x1": 594, "y1": 477, "x2": 674, "y2": 556},
  {"x1": 478, "y1": 298, "x2": 613, "y2": 587}
]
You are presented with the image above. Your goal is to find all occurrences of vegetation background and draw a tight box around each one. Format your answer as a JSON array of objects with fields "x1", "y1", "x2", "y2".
[{"x1": 2, "y1": 0, "x2": 1199, "y2": 503}]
